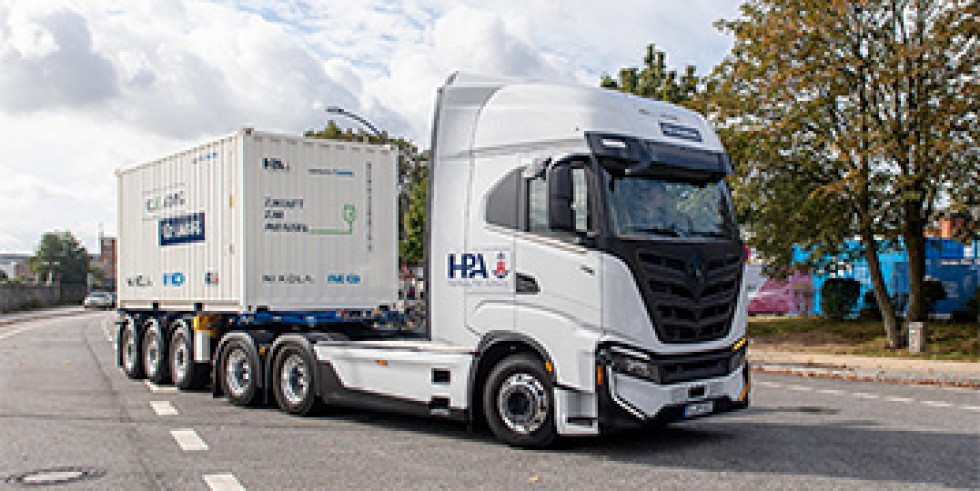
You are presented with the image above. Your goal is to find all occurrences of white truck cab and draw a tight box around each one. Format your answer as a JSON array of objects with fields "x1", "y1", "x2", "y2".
[{"x1": 116, "y1": 72, "x2": 749, "y2": 448}]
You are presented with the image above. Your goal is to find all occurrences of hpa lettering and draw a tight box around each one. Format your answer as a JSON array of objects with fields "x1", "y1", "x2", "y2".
[{"x1": 448, "y1": 253, "x2": 488, "y2": 279}]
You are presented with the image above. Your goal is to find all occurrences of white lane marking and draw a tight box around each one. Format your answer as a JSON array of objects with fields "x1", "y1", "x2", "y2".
[
  {"x1": 145, "y1": 380, "x2": 178, "y2": 393},
  {"x1": 884, "y1": 396, "x2": 914, "y2": 403},
  {"x1": 852, "y1": 392, "x2": 880, "y2": 400},
  {"x1": 171, "y1": 429, "x2": 208, "y2": 451},
  {"x1": 150, "y1": 401, "x2": 178, "y2": 416},
  {"x1": 755, "y1": 381, "x2": 784, "y2": 388},
  {"x1": 921, "y1": 400, "x2": 954, "y2": 408},
  {"x1": 0, "y1": 325, "x2": 37, "y2": 341},
  {"x1": 204, "y1": 473, "x2": 246, "y2": 491},
  {"x1": 961, "y1": 405, "x2": 980, "y2": 412},
  {"x1": 788, "y1": 385, "x2": 812, "y2": 392},
  {"x1": 817, "y1": 389, "x2": 845, "y2": 395}
]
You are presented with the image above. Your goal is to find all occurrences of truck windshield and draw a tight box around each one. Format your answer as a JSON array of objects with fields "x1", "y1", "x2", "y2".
[{"x1": 603, "y1": 170, "x2": 737, "y2": 240}]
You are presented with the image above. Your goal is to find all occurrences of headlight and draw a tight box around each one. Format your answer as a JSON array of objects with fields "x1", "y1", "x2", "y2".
[{"x1": 603, "y1": 347, "x2": 661, "y2": 384}]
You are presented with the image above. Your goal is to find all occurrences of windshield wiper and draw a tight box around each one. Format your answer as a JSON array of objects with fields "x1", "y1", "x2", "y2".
[
  {"x1": 629, "y1": 226, "x2": 682, "y2": 237},
  {"x1": 685, "y1": 230, "x2": 731, "y2": 239}
]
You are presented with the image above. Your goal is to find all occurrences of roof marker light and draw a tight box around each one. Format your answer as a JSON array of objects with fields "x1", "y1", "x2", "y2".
[{"x1": 601, "y1": 139, "x2": 627, "y2": 149}]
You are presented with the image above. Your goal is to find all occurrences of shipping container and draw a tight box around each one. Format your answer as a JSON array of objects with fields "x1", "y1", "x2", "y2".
[{"x1": 116, "y1": 128, "x2": 398, "y2": 313}]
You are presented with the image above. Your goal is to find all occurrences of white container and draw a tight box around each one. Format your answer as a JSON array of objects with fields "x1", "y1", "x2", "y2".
[{"x1": 116, "y1": 129, "x2": 398, "y2": 313}]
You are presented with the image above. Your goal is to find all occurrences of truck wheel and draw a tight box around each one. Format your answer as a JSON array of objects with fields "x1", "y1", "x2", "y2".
[
  {"x1": 169, "y1": 320, "x2": 208, "y2": 390},
  {"x1": 483, "y1": 354, "x2": 557, "y2": 448},
  {"x1": 271, "y1": 343, "x2": 322, "y2": 416},
  {"x1": 120, "y1": 317, "x2": 145, "y2": 379},
  {"x1": 142, "y1": 319, "x2": 170, "y2": 384},
  {"x1": 219, "y1": 338, "x2": 260, "y2": 406}
]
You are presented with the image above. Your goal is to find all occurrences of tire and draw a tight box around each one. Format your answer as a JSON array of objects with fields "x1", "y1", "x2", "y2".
[
  {"x1": 169, "y1": 320, "x2": 209, "y2": 390},
  {"x1": 119, "y1": 317, "x2": 145, "y2": 379},
  {"x1": 219, "y1": 338, "x2": 261, "y2": 406},
  {"x1": 271, "y1": 343, "x2": 322, "y2": 416},
  {"x1": 142, "y1": 319, "x2": 170, "y2": 384},
  {"x1": 483, "y1": 353, "x2": 557, "y2": 448}
]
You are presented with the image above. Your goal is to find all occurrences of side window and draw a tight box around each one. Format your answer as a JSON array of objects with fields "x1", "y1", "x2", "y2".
[
  {"x1": 486, "y1": 169, "x2": 521, "y2": 229},
  {"x1": 571, "y1": 167, "x2": 590, "y2": 233},
  {"x1": 528, "y1": 177, "x2": 548, "y2": 233},
  {"x1": 526, "y1": 161, "x2": 591, "y2": 237}
]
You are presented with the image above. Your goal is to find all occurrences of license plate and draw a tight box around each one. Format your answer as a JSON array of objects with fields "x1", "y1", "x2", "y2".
[{"x1": 684, "y1": 400, "x2": 714, "y2": 418}]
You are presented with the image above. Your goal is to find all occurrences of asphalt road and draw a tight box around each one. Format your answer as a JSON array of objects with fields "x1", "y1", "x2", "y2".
[{"x1": 0, "y1": 312, "x2": 977, "y2": 490}]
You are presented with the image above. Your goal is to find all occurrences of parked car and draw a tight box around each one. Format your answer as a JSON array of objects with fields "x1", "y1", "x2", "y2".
[{"x1": 83, "y1": 291, "x2": 115, "y2": 310}]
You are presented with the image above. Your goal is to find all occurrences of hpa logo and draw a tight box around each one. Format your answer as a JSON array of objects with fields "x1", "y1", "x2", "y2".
[
  {"x1": 262, "y1": 157, "x2": 289, "y2": 171},
  {"x1": 447, "y1": 250, "x2": 512, "y2": 290}
]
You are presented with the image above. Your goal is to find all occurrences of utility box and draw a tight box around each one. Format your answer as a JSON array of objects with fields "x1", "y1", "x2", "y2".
[
  {"x1": 116, "y1": 129, "x2": 398, "y2": 313},
  {"x1": 907, "y1": 321, "x2": 926, "y2": 353}
]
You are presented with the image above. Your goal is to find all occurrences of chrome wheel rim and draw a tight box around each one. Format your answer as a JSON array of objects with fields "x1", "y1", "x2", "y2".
[
  {"x1": 172, "y1": 335, "x2": 189, "y2": 382},
  {"x1": 225, "y1": 348, "x2": 251, "y2": 397},
  {"x1": 280, "y1": 354, "x2": 309, "y2": 406},
  {"x1": 497, "y1": 373, "x2": 548, "y2": 435},
  {"x1": 122, "y1": 323, "x2": 137, "y2": 371},
  {"x1": 144, "y1": 330, "x2": 160, "y2": 376}
]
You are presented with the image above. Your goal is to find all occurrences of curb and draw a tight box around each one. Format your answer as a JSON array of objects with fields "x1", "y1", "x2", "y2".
[
  {"x1": 0, "y1": 307, "x2": 91, "y2": 328},
  {"x1": 750, "y1": 362, "x2": 980, "y2": 389}
]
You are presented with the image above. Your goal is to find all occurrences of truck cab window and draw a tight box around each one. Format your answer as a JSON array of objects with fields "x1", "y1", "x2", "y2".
[{"x1": 527, "y1": 162, "x2": 591, "y2": 237}]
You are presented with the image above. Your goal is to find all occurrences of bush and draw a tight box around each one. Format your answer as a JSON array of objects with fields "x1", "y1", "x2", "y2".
[
  {"x1": 820, "y1": 278, "x2": 862, "y2": 321},
  {"x1": 922, "y1": 278, "x2": 947, "y2": 314}
]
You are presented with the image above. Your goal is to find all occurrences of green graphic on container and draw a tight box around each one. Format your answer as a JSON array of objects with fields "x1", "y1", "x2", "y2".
[{"x1": 310, "y1": 204, "x2": 356, "y2": 235}]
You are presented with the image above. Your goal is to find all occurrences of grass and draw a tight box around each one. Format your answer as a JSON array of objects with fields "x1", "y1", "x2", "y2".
[{"x1": 748, "y1": 316, "x2": 980, "y2": 362}]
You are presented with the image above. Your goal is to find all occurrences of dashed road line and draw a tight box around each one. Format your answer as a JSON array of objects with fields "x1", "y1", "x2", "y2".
[
  {"x1": 150, "y1": 401, "x2": 178, "y2": 416},
  {"x1": 0, "y1": 325, "x2": 38, "y2": 341},
  {"x1": 204, "y1": 473, "x2": 246, "y2": 491},
  {"x1": 756, "y1": 381, "x2": 783, "y2": 388},
  {"x1": 852, "y1": 392, "x2": 880, "y2": 400},
  {"x1": 145, "y1": 380, "x2": 178, "y2": 393},
  {"x1": 884, "y1": 396, "x2": 914, "y2": 403},
  {"x1": 788, "y1": 385, "x2": 812, "y2": 392},
  {"x1": 817, "y1": 389, "x2": 845, "y2": 395},
  {"x1": 171, "y1": 429, "x2": 208, "y2": 451},
  {"x1": 962, "y1": 405, "x2": 980, "y2": 412},
  {"x1": 921, "y1": 400, "x2": 954, "y2": 408}
]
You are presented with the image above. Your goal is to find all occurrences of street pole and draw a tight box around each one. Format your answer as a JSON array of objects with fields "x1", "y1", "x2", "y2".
[{"x1": 325, "y1": 107, "x2": 386, "y2": 143}]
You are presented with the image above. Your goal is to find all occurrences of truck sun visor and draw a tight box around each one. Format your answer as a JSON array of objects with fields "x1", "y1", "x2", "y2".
[{"x1": 585, "y1": 132, "x2": 732, "y2": 176}]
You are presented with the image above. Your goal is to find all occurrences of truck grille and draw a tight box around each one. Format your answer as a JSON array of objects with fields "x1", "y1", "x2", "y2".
[{"x1": 636, "y1": 246, "x2": 743, "y2": 343}]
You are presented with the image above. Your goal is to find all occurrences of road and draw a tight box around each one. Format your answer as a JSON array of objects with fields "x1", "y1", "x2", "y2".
[{"x1": 0, "y1": 312, "x2": 977, "y2": 490}]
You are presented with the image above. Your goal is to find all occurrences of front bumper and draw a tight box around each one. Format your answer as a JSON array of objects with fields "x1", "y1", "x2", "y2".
[{"x1": 596, "y1": 344, "x2": 750, "y2": 430}]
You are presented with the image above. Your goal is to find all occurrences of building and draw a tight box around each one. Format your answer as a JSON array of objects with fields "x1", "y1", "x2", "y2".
[
  {"x1": 98, "y1": 236, "x2": 117, "y2": 290},
  {"x1": 0, "y1": 254, "x2": 30, "y2": 280}
]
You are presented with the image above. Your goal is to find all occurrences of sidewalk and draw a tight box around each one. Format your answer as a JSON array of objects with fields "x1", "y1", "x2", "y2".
[
  {"x1": 750, "y1": 349, "x2": 980, "y2": 388},
  {"x1": 0, "y1": 305, "x2": 88, "y2": 327}
]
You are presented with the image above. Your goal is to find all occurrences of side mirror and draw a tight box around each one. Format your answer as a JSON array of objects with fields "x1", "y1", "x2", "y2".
[{"x1": 547, "y1": 164, "x2": 574, "y2": 232}]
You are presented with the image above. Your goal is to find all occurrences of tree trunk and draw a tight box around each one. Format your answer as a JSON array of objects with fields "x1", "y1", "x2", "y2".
[
  {"x1": 859, "y1": 229, "x2": 902, "y2": 348},
  {"x1": 904, "y1": 202, "x2": 927, "y2": 322}
]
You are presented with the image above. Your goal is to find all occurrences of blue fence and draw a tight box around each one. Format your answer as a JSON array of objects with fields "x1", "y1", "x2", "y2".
[{"x1": 798, "y1": 239, "x2": 979, "y2": 316}]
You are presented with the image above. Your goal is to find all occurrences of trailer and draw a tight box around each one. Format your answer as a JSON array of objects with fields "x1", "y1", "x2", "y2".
[{"x1": 116, "y1": 73, "x2": 750, "y2": 448}]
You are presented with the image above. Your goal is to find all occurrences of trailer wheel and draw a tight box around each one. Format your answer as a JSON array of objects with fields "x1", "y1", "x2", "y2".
[
  {"x1": 142, "y1": 319, "x2": 170, "y2": 384},
  {"x1": 271, "y1": 343, "x2": 322, "y2": 416},
  {"x1": 483, "y1": 354, "x2": 557, "y2": 448},
  {"x1": 169, "y1": 320, "x2": 208, "y2": 390},
  {"x1": 219, "y1": 338, "x2": 260, "y2": 406},
  {"x1": 119, "y1": 317, "x2": 145, "y2": 379}
]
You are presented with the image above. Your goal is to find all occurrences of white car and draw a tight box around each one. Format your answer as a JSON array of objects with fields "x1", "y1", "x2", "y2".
[{"x1": 83, "y1": 291, "x2": 115, "y2": 310}]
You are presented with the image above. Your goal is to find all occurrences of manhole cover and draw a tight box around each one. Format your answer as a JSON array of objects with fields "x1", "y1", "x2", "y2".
[{"x1": 3, "y1": 467, "x2": 105, "y2": 486}]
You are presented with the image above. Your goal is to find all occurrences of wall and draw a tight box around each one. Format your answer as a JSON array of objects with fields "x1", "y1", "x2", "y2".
[{"x1": 0, "y1": 284, "x2": 88, "y2": 313}]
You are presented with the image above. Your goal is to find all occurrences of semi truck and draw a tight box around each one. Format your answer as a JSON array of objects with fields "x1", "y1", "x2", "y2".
[{"x1": 115, "y1": 72, "x2": 750, "y2": 448}]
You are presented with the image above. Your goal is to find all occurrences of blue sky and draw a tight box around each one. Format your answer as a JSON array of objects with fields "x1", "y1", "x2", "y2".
[{"x1": 0, "y1": 0, "x2": 741, "y2": 253}]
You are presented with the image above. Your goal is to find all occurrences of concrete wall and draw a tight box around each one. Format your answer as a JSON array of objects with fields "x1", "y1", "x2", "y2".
[{"x1": 0, "y1": 284, "x2": 88, "y2": 313}]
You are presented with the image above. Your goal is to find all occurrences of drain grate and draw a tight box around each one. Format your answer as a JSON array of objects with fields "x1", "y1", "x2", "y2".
[{"x1": 3, "y1": 466, "x2": 105, "y2": 486}]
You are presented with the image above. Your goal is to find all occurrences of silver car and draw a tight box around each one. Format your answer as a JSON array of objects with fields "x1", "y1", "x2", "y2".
[{"x1": 83, "y1": 291, "x2": 115, "y2": 310}]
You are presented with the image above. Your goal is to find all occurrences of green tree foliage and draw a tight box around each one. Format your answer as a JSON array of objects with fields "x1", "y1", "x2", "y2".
[
  {"x1": 305, "y1": 121, "x2": 429, "y2": 266},
  {"x1": 29, "y1": 231, "x2": 90, "y2": 284},
  {"x1": 600, "y1": 44, "x2": 701, "y2": 105},
  {"x1": 820, "y1": 278, "x2": 862, "y2": 321},
  {"x1": 706, "y1": 0, "x2": 976, "y2": 347}
]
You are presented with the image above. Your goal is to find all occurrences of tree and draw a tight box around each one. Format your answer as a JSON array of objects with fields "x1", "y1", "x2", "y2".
[
  {"x1": 706, "y1": 0, "x2": 976, "y2": 347},
  {"x1": 306, "y1": 122, "x2": 429, "y2": 266},
  {"x1": 600, "y1": 44, "x2": 701, "y2": 106},
  {"x1": 29, "y1": 231, "x2": 90, "y2": 284}
]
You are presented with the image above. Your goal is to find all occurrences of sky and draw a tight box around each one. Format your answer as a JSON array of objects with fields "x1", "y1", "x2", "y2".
[{"x1": 0, "y1": 0, "x2": 742, "y2": 254}]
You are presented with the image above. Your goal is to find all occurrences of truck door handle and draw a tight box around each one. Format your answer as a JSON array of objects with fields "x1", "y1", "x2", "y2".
[{"x1": 515, "y1": 273, "x2": 540, "y2": 294}]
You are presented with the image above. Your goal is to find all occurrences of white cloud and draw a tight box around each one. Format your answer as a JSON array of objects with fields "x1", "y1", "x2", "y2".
[{"x1": 0, "y1": 0, "x2": 741, "y2": 253}]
